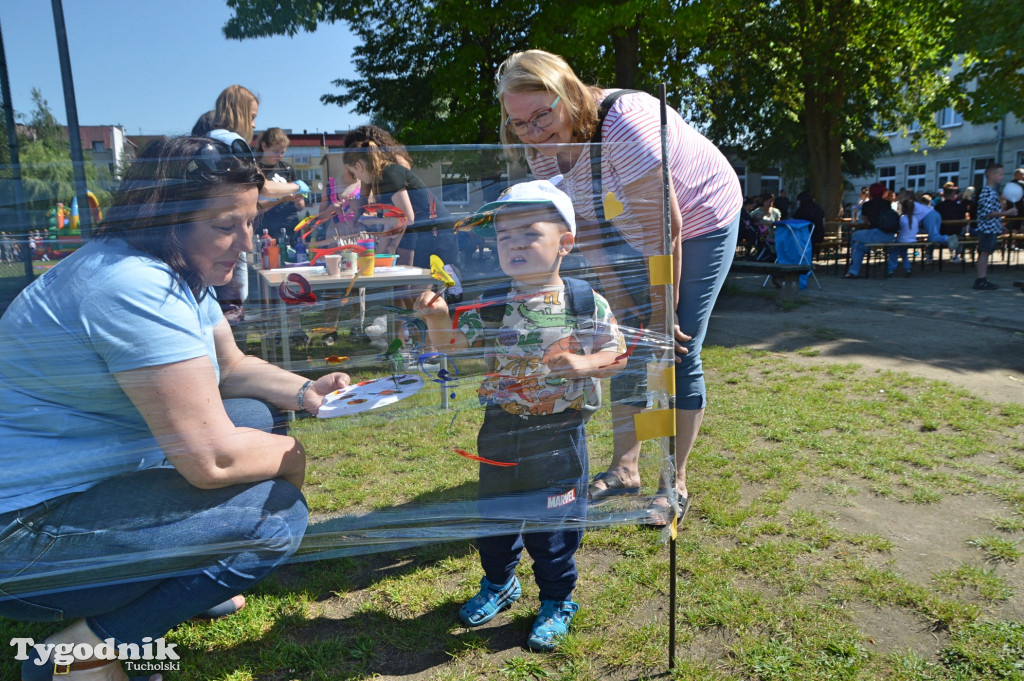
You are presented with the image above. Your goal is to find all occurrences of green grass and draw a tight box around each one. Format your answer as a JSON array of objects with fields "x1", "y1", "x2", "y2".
[{"x1": 2, "y1": 345, "x2": 1023, "y2": 680}]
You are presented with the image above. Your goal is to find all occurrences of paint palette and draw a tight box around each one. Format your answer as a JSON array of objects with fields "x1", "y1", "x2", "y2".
[{"x1": 317, "y1": 374, "x2": 425, "y2": 418}]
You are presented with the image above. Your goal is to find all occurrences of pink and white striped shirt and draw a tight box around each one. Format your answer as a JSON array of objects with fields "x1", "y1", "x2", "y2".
[{"x1": 528, "y1": 89, "x2": 741, "y2": 249}]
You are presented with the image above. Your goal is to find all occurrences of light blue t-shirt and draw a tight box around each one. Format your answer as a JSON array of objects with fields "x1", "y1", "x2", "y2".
[{"x1": 0, "y1": 238, "x2": 223, "y2": 513}]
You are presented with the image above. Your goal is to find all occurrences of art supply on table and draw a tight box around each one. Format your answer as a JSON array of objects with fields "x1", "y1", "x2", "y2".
[{"x1": 356, "y1": 238, "x2": 375, "y2": 277}]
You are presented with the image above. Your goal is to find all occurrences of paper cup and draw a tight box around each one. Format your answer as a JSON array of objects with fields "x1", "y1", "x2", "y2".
[{"x1": 324, "y1": 254, "x2": 342, "y2": 276}]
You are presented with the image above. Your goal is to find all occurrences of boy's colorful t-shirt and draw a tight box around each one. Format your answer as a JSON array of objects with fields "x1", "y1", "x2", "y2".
[{"x1": 458, "y1": 282, "x2": 625, "y2": 417}]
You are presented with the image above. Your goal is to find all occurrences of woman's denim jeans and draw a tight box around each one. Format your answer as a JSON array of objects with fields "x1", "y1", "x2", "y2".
[
  {"x1": 674, "y1": 217, "x2": 739, "y2": 410},
  {"x1": 0, "y1": 398, "x2": 307, "y2": 645},
  {"x1": 848, "y1": 228, "x2": 895, "y2": 276}
]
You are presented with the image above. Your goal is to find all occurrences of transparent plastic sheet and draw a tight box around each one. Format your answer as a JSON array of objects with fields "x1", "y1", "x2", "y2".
[{"x1": 0, "y1": 142, "x2": 676, "y2": 601}]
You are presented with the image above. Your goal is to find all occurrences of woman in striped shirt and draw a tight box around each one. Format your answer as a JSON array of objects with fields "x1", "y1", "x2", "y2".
[{"x1": 496, "y1": 50, "x2": 741, "y2": 526}]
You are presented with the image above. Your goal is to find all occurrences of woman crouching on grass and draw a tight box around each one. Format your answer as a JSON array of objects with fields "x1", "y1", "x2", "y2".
[{"x1": 0, "y1": 136, "x2": 349, "y2": 681}]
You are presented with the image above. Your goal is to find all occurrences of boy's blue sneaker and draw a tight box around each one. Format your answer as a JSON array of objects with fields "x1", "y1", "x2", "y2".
[
  {"x1": 459, "y1": 575, "x2": 521, "y2": 626},
  {"x1": 527, "y1": 599, "x2": 579, "y2": 652}
]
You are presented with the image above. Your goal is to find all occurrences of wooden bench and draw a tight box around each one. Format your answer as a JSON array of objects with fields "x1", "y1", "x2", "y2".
[
  {"x1": 858, "y1": 240, "x2": 947, "y2": 278},
  {"x1": 730, "y1": 261, "x2": 814, "y2": 303}
]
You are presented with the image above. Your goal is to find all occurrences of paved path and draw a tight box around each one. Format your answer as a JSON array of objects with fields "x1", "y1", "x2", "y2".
[{"x1": 708, "y1": 259, "x2": 1024, "y2": 405}]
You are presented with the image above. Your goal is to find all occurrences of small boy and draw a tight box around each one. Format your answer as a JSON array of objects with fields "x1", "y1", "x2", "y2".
[
  {"x1": 416, "y1": 179, "x2": 625, "y2": 651},
  {"x1": 974, "y1": 163, "x2": 1017, "y2": 290}
]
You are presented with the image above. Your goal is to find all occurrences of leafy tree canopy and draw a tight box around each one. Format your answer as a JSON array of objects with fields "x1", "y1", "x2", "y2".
[
  {"x1": 224, "y1": 0, "x2": 980, "y2": 214},
  {"x1": 679, "y1": 0, "x2": 958, "y2": 213},
  {"x1": 223, "y1": 0, "x2": 694, "y2": 145},
  {"x1": 15, "y1": 89, "x2": 109, "y2": 209},
  {"x1": 947, "y1": 0, "x2": 1024, "y2": 124}
]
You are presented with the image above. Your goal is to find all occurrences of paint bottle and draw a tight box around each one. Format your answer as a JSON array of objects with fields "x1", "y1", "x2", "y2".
[
  {"x1": 268, "y1": 238, "x2": 281, "y2": 270},
  {"x1": 261, "y1": 229, "x2": 271, "y2": 269}
]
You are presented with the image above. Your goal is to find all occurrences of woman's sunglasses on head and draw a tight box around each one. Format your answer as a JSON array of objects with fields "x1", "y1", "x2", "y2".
[{"x1": 187, "y1": 139, "x2": 257, "y2": 181}]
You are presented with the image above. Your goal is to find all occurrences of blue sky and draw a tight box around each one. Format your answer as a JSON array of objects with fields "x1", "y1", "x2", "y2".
[{"x1": 0, "y1": 1, "x2": 368, "y2": 136}]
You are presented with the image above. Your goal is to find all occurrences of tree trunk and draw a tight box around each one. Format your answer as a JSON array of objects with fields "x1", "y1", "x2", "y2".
[
  {"x1": 611, "y1": 3, "x2": 639, "y2": 88},
  {"x1": 804, "y1": 81, "x2": 845, "y2": 219}
]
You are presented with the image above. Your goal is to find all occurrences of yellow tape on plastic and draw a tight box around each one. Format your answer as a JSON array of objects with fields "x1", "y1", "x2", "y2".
[
  {"x1": 633, "y1": 408, "x2": 675, "y2": 441},
  {"x1": 664, "y1": 366, "x2": 675, "y2": 396},
  {"x1": 648, "y1": 255, "x2": 673, "y2": 287},
  {"x1": 670, "y1": 514, "x2": 678, "y2": 540}
]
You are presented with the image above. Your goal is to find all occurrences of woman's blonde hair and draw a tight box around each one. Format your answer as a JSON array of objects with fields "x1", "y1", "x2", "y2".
[
  {"x1": 342, "y1": 141, "x2": 389, "y2": 196},
  {"x1": 495, "y1": 50, "x2": 600, "y2": 161},
  {"x1": 213, "y1": 85, "x2": 259, "y2": 143}
]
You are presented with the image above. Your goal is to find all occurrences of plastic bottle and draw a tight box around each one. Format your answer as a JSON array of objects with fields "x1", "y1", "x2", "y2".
[
  {"x1": 279, "y1": 228, "x2": 293, "y2": 263},
  {"x1": 261, "y1": 229, "x2": 271, "y2": 269},
  {"x1": 295, "y1": 234, "x2": 308, "y2": 263},
  {"x1": 268, "y1": 238, "x2": 281, "y2": 270}
]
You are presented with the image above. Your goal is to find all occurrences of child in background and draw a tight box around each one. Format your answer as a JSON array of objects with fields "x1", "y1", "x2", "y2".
[
  {"x1": 343, "y1": 141, "x2": 458, "y2": 267},
  {"x1": 255, "y1": 127, "x2": 306, "y2": 241},
  {"x1": 415, "y1": 180, "x2": 625, "y2": 652}
]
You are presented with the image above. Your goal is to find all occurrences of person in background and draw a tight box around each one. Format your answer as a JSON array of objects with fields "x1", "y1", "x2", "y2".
[
  {"x1": 316, "y1": 125, "x2": 413, "y2": 245},
  {"x1": 0, "y1": 137, "x2": 350, "y2": 681},
  {"x1": 254, "y1": 127, "x2": 305, "y2": 244},
  {"x1": 750, "y1": 194, "x2": 781, "y2": 231},
  {"x1": 1006, "y1": 168, "x2": 1024, "y2": 251},
  {"x1": 203, "y1": 86, "x2": 309, "y2": 322},
  {"x1": 960, "y1": 186, "x2": 978, "y2": 236},
  {"x1": 737, "y1": 197, "x2": 759, "y2": 258},
  {"x1": 852, "y1": 186, "x2": 869, "y2": 222},
  {"x1": 341, "y1": 125, "x2": 456, "y2": 269},
  {"x1": 909, "y1": 192, "x2": 946, "y2": 262},
  {"x1": 936, "y1": 182, "x2": 968, "y2": 263},
  {"x1": 495, "y1": 49, "x2": 741, "y2": 527},
  {"x1": 792, "y1": 190, "x2": 826, "y2": 258},
  {"x1": 775, "y1": 188, "x2": 791, "y2": 219},
  {"x1": 190, "y1": 110, "x2": 217, "y2": 137},
  {"x1": 973, "y1": 163, "x2": 1016, "y2": 290},
  {"x1": 889, "y1": 190, "x2": 919, "y2": 277},
  {"x1": 843, "y1": 182, "x2": 896, "y2": 279},
  {"x1": 750, "y1": 194, "x2": 781, "y2": 260},
  {"x1": 343, "y1": 140, "x2": 456, "y2": 267}
]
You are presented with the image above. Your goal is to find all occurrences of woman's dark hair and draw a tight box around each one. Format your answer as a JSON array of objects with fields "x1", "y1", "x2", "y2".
[
  {"x1": 344, "y1": 125, "x2": 413, "y2": 168},
  {"x1": 99, "y1": 136, "x2": 264, "y2": 297},
  {"x1": 191, "y1": 110, "x2": 217, "y2": 136}
]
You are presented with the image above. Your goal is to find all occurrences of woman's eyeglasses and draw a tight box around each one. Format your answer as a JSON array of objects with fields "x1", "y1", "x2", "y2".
[
  {"x1": 504, "y1": 96, "x2": 561, "y2": 136},
  {"x1": 186, "y1": 139, "x2": 257, "y2": 181}
]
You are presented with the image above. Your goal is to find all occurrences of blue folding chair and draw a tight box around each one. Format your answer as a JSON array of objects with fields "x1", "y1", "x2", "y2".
[{"x1": 762, "y1": 219, "x2": 821, "y2": 290}]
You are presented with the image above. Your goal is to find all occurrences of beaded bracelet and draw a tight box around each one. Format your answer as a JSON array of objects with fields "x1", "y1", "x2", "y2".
[{"x1": 296, "y1": 380, "x2": 314, "y2": 412}]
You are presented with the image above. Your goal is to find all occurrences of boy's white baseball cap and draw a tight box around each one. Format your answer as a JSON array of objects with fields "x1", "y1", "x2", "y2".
[{"x1": 461, "y1": 177, "x2": 576, "y2": 235}]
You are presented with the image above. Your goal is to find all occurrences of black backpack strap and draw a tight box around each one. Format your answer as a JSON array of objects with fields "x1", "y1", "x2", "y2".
[
  {"x1": 478, "y1": 284, "x2": 511, "y2": 324},
  {"x1": 562, "y1": 277, "x2": 595, "y2": 330},
  {"x1": 590, "y1": 89, "x2": 640, "y2": 249}
]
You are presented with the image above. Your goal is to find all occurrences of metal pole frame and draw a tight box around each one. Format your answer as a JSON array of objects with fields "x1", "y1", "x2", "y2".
[
  {"x1": 0, "y1": 19, "x2": 35, "y2": 284},
  {"x1": 658, "y1": 83, "x2": 679, "y2": 671},
  {"x1": 51, "y1": 0, "x2": 94, "y2": 240}
]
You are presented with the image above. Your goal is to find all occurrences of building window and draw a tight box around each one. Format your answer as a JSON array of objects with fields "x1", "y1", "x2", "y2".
[
  {"x1": 905, "y1": 163, "x2": 927, "y2": 192},
  {"x1": 760, "y1": 167, "x2": 780, "y2": 197},
  {"x1": 878, "y1": 166, "x2": 896, "y2": 192},
  {"x1": 441, "y1": 163, "x2": 469, "y2": 206},
  {"x1": 937, "y1": 160, "x2": 959, "y2": 189},
  {"x1": 938, "y1": 107, "x2": 963, "y2": 128},
  {"x1": 91, "y1": 141, "x2": 105, "y2": 152},
  {"x1": 1016, "y1": 150, "x2": 1024, "y2": 170},
  {"x1": 972, "y1": 157, "x2": 995, "y2": 191},
  {"x1": 733, "y1": 165, "x2": 746, "y2": 197}
]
